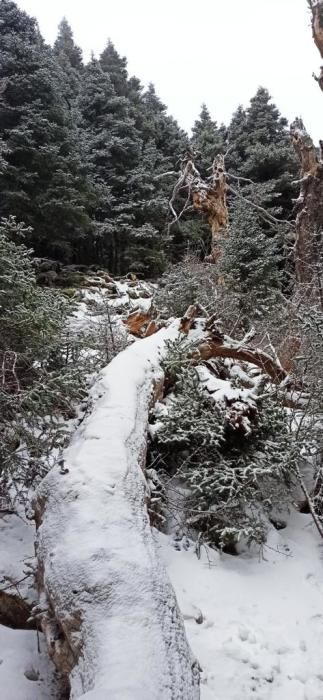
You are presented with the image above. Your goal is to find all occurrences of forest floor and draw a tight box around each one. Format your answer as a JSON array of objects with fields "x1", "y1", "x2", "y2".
[
  {"x1": 1, "y1": 285, "x2": 323, "y2": 699},
  {"x1": 0, "y1": 512, "x2": 59, "y2": 699},
  {"x1": 1, "y1": 509, "x2": 323, "y2": 699},
  {"x1": 160, "y1": 513, "x2": 323, "y2": 700}
]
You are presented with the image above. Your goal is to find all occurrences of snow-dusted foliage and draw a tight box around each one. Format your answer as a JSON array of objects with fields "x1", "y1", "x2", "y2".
[
  {"x1": 155, "y1": 254, "x2": 219, "y2": 318},
  {"x1": 149, "y1": 338, "x2": 296, "y2": 550},
  {"x1": 0, "y1": 219, "x2": 98, "y2": 491}
]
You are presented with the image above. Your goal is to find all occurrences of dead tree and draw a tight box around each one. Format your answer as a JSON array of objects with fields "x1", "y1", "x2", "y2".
[
  {"x1": 169, "y1": 155, "x2": 229, "y2": 264},
  {"x1": 192, "y1": 156, "x2": 229, "y2": 263},
  {"x1": 290, "y1": 119, "x2": 323, "y2": 288},
  {"x1": 126, "y1": 305, "x2": 289, "y2": 384},
  {"x1": 309, "y1": 0, "x2": 323, "y2": 75},
  {"x1": 288, "y1": 2, "x2": 323, "y2": 291},
  {"x1": 168, "y1": 154, "x2": 293, "y2": 264}
]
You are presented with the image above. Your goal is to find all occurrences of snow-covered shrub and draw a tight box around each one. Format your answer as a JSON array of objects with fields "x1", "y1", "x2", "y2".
[
  {"x1": 154, "y1": 254, "x2": 219, "y2": 317},
  {"x1": 0, "y1": 218, "x2": 89, "y2": 489},
  {"x1": 149, "y1": 340, "x2": 296, "y2": 550}
]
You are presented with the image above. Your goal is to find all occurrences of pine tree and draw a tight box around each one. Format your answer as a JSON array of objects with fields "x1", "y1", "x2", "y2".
[
  {"x1": 225, "y1": 104, "x2": 248, "y2": 173},
  {"x1": 227, "y1": 87, "x2": 298, "y2": 219},
  {"x1": 54, "y1": 18, "x2": 83, "y2": 103},
  {"x1": 0, "y1": 0, "x2": 92, "y2": 260},
  {"x1": 191, "y1": 104, "x2": 226, "y2": 177},
  {"x1": 54, "y1": 18, "x2": 83, "y2": 71},
  {"x1": 141, "y1": 83, "x2": 188, "y2": 168},
  {"x1": 149, "y1": 352, "x2": 295, "y2": 550},
  {"x1": 79, "y1": 57, "x2": 143, "y2": 272},
  {"x1": 220, "y1": 198, "x2": 282, "y2": 324},
  {"x1": 0, "y1": 217, "x2": 87, "y2": 485},
  {"x1": 100, "y1": 40, "x2": 129, "y2": 95},
  {"x1": 81, "y1": 47, "x2": 188, "y2": 274},
  {"x1": 221, "y1": 88, "x2": 298, "y2": 303}
]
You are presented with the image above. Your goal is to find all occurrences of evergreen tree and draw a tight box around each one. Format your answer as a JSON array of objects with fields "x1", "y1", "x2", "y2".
[
  {"x1": 221, "y1": 88, "x2": 298, "y2": 302},
  {"x1": 0, "y1": 217, "x2": 87, "y2": 485},
  {"x1": 226, "y1": 87, "x2": 298, "y2": 219},
  {"x1": 54, "y1": 18, "x2": 83, "y2": 103},
  {"x1": 141, "y1": 83, "x2": 188, "y2": 168},
  {"x1": 225, "y1": 104, "x2": 248, "y2": 173},
  {"x1": 191, "y1": 104, "x2": 226, "y2": 177},
  {"x1": 100, "y1": 40, "x2": 129, "y2": 95},
  {"x1": 220, "y1": 198, "x2": 282, "y2": 324},
  {"x1": 149, "y1": 346, "x2": 295, "y2": 550},
  {"x1": 0, "y1": 0, "x2": 92, "y2": 260},
  {"x1": 81, "y1": 49, "x2": 188, "y2": 274},
  {"x1": 79, "y1": 57, "x2": 143, "y2": 271},
  {"x1": 54, "y1": 18, "x2": 83, "y2": 70}
]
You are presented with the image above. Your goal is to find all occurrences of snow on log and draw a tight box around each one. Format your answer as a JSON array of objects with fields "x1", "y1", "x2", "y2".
[{"x1": 34, "y1": 325, "x2": 200, "y2": 700}]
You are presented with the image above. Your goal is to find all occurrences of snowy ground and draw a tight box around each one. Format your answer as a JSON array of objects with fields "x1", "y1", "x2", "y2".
[
  {"x1": 0, "y1": 515, "x2": 58, "y2": 699},
  {"x1": 159, "y1": 512, "x2": 323, "y2": 700},
  {"x1": 0, "y1": 625, "x2": 58, "y2": 700},
  {"x1": 2, "y1": 285, "x2": 323, "y2": 699}
]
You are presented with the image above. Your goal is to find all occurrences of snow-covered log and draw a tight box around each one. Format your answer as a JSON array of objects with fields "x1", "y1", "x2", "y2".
[{"x1": 34, "y1": 325, "x2": 200, "y2": 699}]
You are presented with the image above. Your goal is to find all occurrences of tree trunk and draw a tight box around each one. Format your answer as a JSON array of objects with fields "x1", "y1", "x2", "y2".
[
  {"x1": 290, "y1": 119, "x2": 323, "y2": 288},
  {"x1": 309, "y1": 0, "x2": 323, "y2": 64},
  {"x1": 34, "y1": 327, "x2": 200, "y2": 699},
  {"x1": 192, "y1": 155, "x2": 229, "y2": 263}
]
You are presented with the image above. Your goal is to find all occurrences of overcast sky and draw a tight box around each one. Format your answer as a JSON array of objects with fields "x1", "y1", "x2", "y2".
[{"x1": 16, "y1": 0, "x2": 323, "y2": 142}]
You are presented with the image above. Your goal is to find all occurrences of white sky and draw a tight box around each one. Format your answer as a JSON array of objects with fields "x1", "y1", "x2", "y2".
[{"x1": 16, "y1": 0, "x2": 323, "y2": 142}]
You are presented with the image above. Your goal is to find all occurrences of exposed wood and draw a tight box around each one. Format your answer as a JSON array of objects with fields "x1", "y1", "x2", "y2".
[
  {"x1": 0, "y1": 590, "x2": 36, "y2": 630},
  {"x1": 192, "y1": 156, "x2": 229, "y2": 263},
  {"x1": 124, "y1": 310, "x2": 166, "y2": 338},
  {"x1": 192, "y1": 339, "x2": 287, "y2": 384},
  {"x1": 179, "y1": 303, "x2": 207, "y2": 333},
  {"x1": 290, "y1": 119, "x2": 323, "y2": 286},
  {"x1": 168, "y1": 156, "x2": 229, "y2": 263},
  {"x1": 178, "y1": 306, "x2": 287, "y2": 383},
  {"x1": 125, "y1": 305, "x2": 288, "y2": 384},
  {"x1": 309, "y1": 0, "x2": 323, "y2": 63}
]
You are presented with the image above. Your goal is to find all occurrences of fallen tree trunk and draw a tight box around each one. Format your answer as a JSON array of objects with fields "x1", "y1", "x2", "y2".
[
  {"x1": 34, "y1": 325, "x2": 200, "y2": 699},
  {"x1": 192, "y1": 338, "x2": 287, "y2": 383},
  {"x1": 126, "y1": 306, "x2": 288, "y2": 385}
]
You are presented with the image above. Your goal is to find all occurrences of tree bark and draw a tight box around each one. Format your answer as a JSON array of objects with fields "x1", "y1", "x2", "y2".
[
  {"x1": 309, "y1": 0, "x2": 323, "y2": 63},
  {"x1": 290, "y1": 119, "x2": 323, "y2": 287},
  {"x1": 192, "y1": 338, "x2": 287, "y2": 383},
  {"x1": 192, "y1": 156, "x2": 229, "y2": 263}
]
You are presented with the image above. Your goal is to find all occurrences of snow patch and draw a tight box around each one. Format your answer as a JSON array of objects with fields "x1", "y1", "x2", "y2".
[{"x1": 159, "y1": 512, "x2": 323, "y2": 700}]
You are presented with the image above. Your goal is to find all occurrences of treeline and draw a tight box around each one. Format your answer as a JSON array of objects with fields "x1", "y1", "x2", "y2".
[{"x1": 0, "y1": 0, "x2": 298, "y2": 276}]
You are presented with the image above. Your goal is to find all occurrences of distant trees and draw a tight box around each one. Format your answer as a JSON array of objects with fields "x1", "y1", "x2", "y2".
[
  {"x1": 0, "y1": 1, "x2": 92, "y2": 260},
  {"x1": 0, "y1": 1, "x2": 301, "y2": 278}
]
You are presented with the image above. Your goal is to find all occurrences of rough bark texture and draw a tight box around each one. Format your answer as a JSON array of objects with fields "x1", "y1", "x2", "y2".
[
  {"x1": 192, "y1": 339, "x2": 286, "y2": 383},
  {"x1": 192, "y1": 156, "x2": 229, "y2": 263},
  {"x1": 290, "y1": 119, "x2": 323, "y2": 286},
  {"x1": 172, "y1": 157, "x2": 229, "y2": 263},
  {"x1": 310, "y1": 0, "x2": 323, "y2": 62},
  {"x1": 34, "y1": 328, "x2": 200, "y2": 700}
]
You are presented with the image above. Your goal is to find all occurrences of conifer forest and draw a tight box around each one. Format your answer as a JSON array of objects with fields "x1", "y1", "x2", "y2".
[{"x1": 1, "y1": 1, "x2": 323, "y2": 699}]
